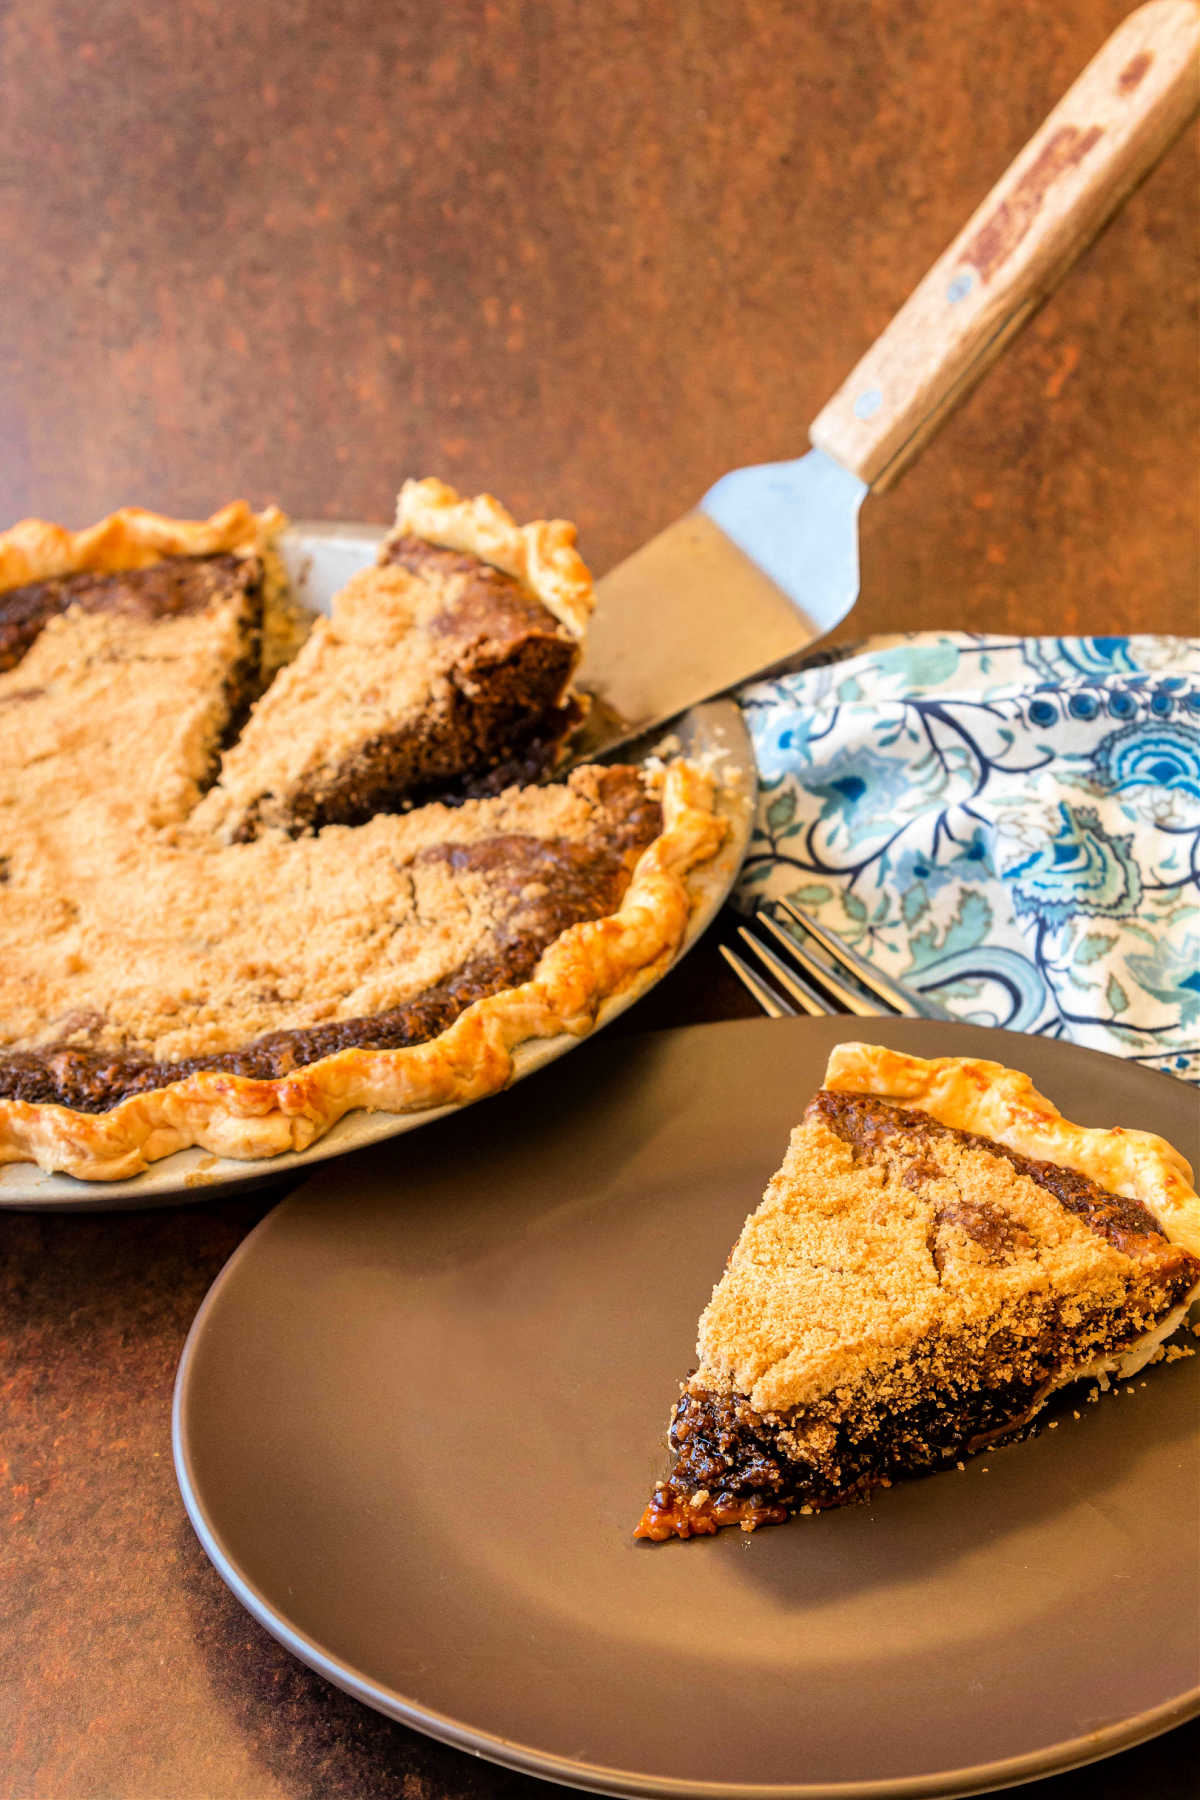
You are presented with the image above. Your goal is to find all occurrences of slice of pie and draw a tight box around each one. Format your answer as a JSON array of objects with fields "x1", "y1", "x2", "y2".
[
  {"x1": 195, "y1": 479, "x2": 593, "y2": 841},
  {"x1": 0, "y1": 490, "x2": 725, "y2": 1181},
  {"x1": 636, "y1": 1043, "x2": 1200, "y2": 1539}
]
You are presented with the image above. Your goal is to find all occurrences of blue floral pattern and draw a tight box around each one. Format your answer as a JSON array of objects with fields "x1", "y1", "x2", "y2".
[{"x1": 736, "y1": 634, "x2": 1200, "y2": 1082}]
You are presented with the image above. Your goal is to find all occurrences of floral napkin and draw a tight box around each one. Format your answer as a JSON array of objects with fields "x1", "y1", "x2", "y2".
[{"x1": 735, "y1": 634, "x2": 1200, "y2": 1082}]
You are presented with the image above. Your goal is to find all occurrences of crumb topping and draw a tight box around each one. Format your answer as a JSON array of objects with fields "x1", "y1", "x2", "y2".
[
  {"x1": 825, "y1": 1041, "x2": 1200, "y2": 1256},
  {"x1": 0, "y1": 494, "x2": 727, "y2": 1176},
  {"x1": 639, "y1": 1083, "x2": 1198, "y2": 1540},
  {"x1": 0, "y1": 593, "x2": 656, "y2": 1066},
  {"x1": 696, "y1": 1096, "x2": 1199, "y2": 1414}
]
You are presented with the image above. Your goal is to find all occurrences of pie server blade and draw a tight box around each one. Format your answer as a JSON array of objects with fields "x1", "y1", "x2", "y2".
[
  {"x1": 570, "y1": 0, "x2": 1200, "y2": 763},
  {"x1": 570, "y1": 451, "x2": 865, "y2": 760}
]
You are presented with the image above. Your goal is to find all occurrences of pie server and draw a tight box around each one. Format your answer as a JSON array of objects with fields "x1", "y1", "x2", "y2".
[{"x1": 570, "y1": 0, "x2": 1200, "y2": 762}]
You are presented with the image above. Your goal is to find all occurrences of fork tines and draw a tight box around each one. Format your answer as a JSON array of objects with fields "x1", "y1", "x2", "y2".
[{"x1": 723, "y1": 898, "x2": 955, "y2": 1022}]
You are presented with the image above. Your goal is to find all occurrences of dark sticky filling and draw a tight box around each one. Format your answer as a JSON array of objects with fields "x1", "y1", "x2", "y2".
[{"x1": 637, "y1": 1093, "x2": 1200, "y2": 1539}]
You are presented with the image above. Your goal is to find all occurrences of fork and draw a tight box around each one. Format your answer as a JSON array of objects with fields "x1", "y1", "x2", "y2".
[{"x1": 721, "y1": 898, "x2": 956, "y2": 1022}]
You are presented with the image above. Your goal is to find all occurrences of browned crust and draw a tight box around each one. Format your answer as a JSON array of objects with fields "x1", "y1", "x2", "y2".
[
  {"x1": 824, "y1": 1043, "x2": 1200, "y2": 1257},
  {"x1": 392, "y1": 478, "x2": 594, "y2": 639},
  {"x1": 0, "y1": 763, "x2": 725, "y2": 1180},
  {"x1": 808, "y1": 1089, "x2": 1189, "y2": 1263},
  {"x1": 0, "y1": 502, "x2": 286, "y2": 594}
]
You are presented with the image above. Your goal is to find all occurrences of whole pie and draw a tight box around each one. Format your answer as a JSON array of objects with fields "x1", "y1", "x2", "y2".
[
  {"x1": 0, "y1": 482, "x2": 727, "y2": 1181},
  {"x1": 637, "y1": 1044, "x2": 1200, "y2": 1539}
]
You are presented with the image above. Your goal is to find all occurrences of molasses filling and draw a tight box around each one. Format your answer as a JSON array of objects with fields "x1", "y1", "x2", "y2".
[
  {"x1": 638, "y1": 1080, "x2": 1200, "y2": 1541},
  {"x1": 0, "y1": 553, "x2": 263, "y2": 674}
]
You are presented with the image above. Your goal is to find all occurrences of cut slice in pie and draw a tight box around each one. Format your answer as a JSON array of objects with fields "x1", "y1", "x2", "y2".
[
  {"x1": 195, "y1": 478, "x2": 594, "y2": 841},
  {"x1": 636, "y1": 1043, "x2": 1200, "y2": 1539},
  {"x1": 0, "y1": 488, "x2": 726, "y2": 1181}
]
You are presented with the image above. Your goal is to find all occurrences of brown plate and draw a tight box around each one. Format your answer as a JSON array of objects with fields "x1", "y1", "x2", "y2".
[{"x1": 173, "y1": 1017, "x2": 1200, "y2": 1798}]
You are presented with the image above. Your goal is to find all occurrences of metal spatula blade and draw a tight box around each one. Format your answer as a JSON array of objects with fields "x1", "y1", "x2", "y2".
[
  {"x1": 570, "y1": 0, "x2": 1200, "y2": 764},
  {"x1": 573, "y1": 449, "x2": 865, "y2": 753}
]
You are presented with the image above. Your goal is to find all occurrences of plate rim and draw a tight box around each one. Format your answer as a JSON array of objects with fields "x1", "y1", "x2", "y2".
[{"x1": 172, "y1": 1016, "x2": 1200, "y2": 1800}]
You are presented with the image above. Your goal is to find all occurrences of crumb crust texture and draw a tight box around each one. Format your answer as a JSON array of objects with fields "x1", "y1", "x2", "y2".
[
  {"x1": 0, "y1": 495, "x2": 724, "y2": 1181},
  {"x1": 637, "y1": 1056, "x2": 1200, "y2": 1541}
]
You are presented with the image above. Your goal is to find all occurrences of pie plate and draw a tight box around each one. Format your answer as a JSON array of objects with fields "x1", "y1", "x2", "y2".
[
  {"x1": 173, "y1": 1015, "x2": 1200, "y2": 1800},
  {"x1": 0, "y1": 525, "x2": 755, "y2": 1210}
]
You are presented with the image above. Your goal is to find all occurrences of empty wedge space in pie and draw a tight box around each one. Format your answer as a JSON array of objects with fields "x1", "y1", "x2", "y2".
[
  {"x1": 637, "y1": 1044, "x2": 1200, "y2": 1540},
  {"x1": 0, "y1": 481, "x2": 726, "y2": 1180}
]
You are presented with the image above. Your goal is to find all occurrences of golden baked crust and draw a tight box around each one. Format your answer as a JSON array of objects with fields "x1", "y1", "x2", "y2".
[
  {"x1": 0, "y1": 762, "x2": 723, "y2": 1180},
  {"x1": 824, "y1": 1043, "x2": 1200, "y2": 1258},
  {"x1": 0, "y1": 501, "x2": 285, "y2": 592},
  {"x1": 393, "y1": 477, "x2": 594, "y2": 640}
]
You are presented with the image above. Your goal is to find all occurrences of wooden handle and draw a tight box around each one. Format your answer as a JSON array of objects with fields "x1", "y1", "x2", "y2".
[{"x1": 809, "y1": 0, "x2": 1200, "y2": 489}]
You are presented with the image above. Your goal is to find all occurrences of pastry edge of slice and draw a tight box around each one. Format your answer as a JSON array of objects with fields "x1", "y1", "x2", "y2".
[
  {"x1": 393, "y1": 475, "x2": 594, "y2": 640},
  {"x1": 821, "y1": 1040, "x2": 1199, "y2": 1386},
  {"x1": 825, "y1": 1041, "x2": 1200, "y2": 1259},
  {"x1": 0, "y1": 500, "x2": 287, "y2": 592},
  {"x1": 637, "y1": 1043, "x2": 1200, "y2": 1541}
]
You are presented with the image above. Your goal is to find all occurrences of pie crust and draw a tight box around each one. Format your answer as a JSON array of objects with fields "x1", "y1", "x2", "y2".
[
  {"x1": 394, "y1": 477, "x2": 594, "y2": 640},
  {"x1": 825, "y1": 1042, "x2": 1200, "y2": 1258},
  {"x1": 0, "y1": 500, "x2": 284, "y2": 590},
  {"x1": 0, "y1": 493, "x2": 726, "y2": 1182},
  {"x1": 0, "y1": 760, "x2": 721, "y2": 1181}
]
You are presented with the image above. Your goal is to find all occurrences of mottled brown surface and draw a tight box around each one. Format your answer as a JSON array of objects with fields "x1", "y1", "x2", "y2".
[
  {"x1": 641, "y1": 1095, "x2": 1200, "y2": 1539},
  {"x1": 811, "y1": 1088, "x2": 1200, "y2": 1265},
  {"x1": 0, "y1": 553, "x2": 260, "y2": 673},
  {"x1": 1, "y1": 0, "x2": 1197, "y2": 640},
  {"x1": 1, "y1": 0, "x2": 1197, "y2": 1794}
]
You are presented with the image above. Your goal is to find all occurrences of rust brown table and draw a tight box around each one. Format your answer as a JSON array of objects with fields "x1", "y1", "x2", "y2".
[{"x1": 2, "y1": 2, "x2": 1197, "y2": 1795}]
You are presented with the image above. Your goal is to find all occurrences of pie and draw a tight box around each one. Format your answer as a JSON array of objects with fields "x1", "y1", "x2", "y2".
[
  {"x1": 0, "y1": 483, "x2": 727, "y2": 1182},
  {"x1": 636, "y1": 1043, "x2": 1200, "y2": 1539}
]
